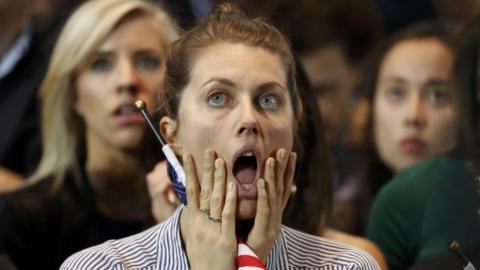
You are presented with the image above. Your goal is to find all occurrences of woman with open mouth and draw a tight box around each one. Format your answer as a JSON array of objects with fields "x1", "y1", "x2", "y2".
[{"x1": 62, "y1": 3, "x2": 380, "y2": 270}]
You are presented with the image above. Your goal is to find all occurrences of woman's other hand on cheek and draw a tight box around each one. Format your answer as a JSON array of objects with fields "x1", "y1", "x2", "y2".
[{"x1": 247, "y1": 149, "x2": 297, "y2": 262}]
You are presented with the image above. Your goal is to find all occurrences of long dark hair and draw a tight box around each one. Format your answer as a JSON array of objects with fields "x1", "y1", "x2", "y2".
[
  {"x1": 453, "y1": 15, "x2": 480, "y2": 161},
  {"x1": 282, "y1": 58, "x2": 333, "y2": 234}
]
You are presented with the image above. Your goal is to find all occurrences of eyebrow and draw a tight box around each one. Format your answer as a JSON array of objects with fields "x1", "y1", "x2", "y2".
[
  {"x1": 93, "y1": 48, "x2": 161, "y2": 56},
  {"x1": 201, "y1": 77, "x2": 236, "y2": 88},
  {"x1": 201, "y1": 77, "x2": 286, "y2": 91},
  {"x1": 380, "y1": 76, "x2": 407, "y2": 85}
]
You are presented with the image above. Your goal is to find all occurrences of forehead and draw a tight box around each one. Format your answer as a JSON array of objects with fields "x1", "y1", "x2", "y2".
[
  {"x1": 188, "y1": 42, "x2": 287, "y2": 86},
  {"x1": 97, "y1": 16, "x2": 165, "y2": 52},
  {"x1": 380, "y1": 38, "x2": 453, "y2": 79}
]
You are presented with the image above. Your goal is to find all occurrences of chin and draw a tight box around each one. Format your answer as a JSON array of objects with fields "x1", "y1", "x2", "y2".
[
  {"x1": 235, "y1": 199, "x2": 257, "y2": 220},
  {"x1": 115, "y1": 131, "x2": 145, "y2": 149}
]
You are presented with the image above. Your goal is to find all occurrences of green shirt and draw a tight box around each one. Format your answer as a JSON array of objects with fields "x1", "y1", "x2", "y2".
[{"x1": 366, "y1": 156, "x2": 480, "y2": 270}]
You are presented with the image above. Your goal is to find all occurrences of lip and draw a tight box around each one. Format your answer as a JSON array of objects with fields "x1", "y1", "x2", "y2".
[
  {"x1": 400, "y1": 137, "x2": 426, "y2": 154},
  {"x1": 231, "y1": 145, "x2": 262, "y2": 199},
  {"x1": 111, "y1": 102, "x2": 144, "y2": 125}
]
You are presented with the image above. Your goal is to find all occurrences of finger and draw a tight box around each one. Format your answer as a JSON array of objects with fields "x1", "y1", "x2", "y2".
[
  {"x1": 221, "y1": 181, "x2": 237, "y2": 234},
  {"x1": 275, "y1": 149, "x2": 288, "y2": 201},
  {"x1": 283, "y1": 152, "x2": 297, "y2": 204},
  {"x1": 250, "y1": 179, "x2": 269, "y2": 235},
  {"x1": 183, "y1": 153, "x2": 200, "y2": 210},
  {"x1": 209, "y1": 158, "x2": 226, "y2": 220},
  {"x1": 264, "y1": 157, "x2": 277, "y2": 213},
  {"x1": 200, "y1": 149, "x2": 214, "y2": 214}
]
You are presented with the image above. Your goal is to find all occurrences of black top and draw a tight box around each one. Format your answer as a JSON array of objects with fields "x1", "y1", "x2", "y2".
[
  {"x1": 0, "y1": 171, "x2": 154, "y2": 270},
  {"x1": 0, "y1": 22, "x2": 59, "y2": 177}
]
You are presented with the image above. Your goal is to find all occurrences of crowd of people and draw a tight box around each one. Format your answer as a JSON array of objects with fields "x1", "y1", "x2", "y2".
[{"x1": 1, "y1": 0, "x2": 479, "y2": 269}]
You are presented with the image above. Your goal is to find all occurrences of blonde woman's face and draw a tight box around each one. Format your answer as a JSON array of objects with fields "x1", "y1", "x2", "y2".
[
  {"x1": 374, "y1": 38, "x2": 456, "y2": 173},
  {"x1": 172, "y1": 42, "x2": 294, "y2": 219},
  {"x1": 75, "y1": 16, "x2": 166, "y2": 151}
]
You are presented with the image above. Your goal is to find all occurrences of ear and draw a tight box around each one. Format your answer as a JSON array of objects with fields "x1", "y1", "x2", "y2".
[{"x1": 160, "y1": 116, "x2": 181, "y2": 155}]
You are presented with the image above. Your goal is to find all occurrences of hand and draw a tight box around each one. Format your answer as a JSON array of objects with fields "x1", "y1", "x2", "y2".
[
  {"x1": 246, "y1": 149, "x2": 297, "y2": 261},
  {"x1": 146, "y1": 161, "x2": 179, "y2": 223},
  {"x1": 180, "y1": 150, "x2": 238, "y2": 270}
]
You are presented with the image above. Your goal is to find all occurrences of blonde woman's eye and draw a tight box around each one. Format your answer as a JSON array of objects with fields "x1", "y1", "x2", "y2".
[
  {"x1": 207, "y1": 92, "x2": 228, "y2": 107},
  {"x1": 258, "y1": 94, "x2": 278, "y2": 109},
  {"x1": 136, "y1": 55, "x2": 160, "y2": 70},
  {"x1": 91, "y1": 58, "x2": 112, "y2": 72}
]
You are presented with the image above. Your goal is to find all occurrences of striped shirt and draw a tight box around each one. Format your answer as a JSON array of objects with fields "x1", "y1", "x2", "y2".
[{"x1": 61, "y1": 208, "x2": 379, "y2": 270}]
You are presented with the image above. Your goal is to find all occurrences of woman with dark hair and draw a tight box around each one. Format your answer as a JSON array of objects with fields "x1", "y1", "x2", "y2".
[
  {"x1": 61, "y1": 3, "x2": 380, "y2": 269},
  {"x1": 366, "y1": 20, "x2": 480, "y2": 270}
]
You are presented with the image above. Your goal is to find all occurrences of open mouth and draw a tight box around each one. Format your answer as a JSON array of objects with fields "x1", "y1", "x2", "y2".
[
  {"x1": 113, "y1": 104, "x2": 143, "y2": 124},
  {"x1": 233, "y1": 152, "x2": 258, "y2": 188},
  {"x1": 114, "y1": 104, "x2": 138, "y2": 116}
]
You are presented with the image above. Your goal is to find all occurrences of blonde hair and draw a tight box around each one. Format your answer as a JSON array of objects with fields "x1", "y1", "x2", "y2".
[{"x1": 32, "y1": 0, "x2": 178, "y2": 187}]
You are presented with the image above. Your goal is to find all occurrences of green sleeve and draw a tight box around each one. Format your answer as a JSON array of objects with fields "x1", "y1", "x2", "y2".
[{"x1": 366, "y1": 175, "x2": 419, "y2": 270}]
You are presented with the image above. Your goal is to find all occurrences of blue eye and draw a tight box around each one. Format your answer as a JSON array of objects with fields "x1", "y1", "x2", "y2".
[
  {"x1": 207, "y1": 92, "x2": 228, "y2": 107},
  {"x1": 91, "y1": 58, "x2": 111, "y2": 72},
  {"x1": 136, "y1": 55, "x2": 160, "y2": 70},
  {"x1": 258, "y1": 94, "x2": 278, "y2": 109},
  {"x1": 385, "y1": 86, "x2": 406, "y2": 103}
]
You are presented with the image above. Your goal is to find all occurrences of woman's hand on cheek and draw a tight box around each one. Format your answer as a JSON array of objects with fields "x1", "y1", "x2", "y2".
[
  {"x1": 246, "y1": 149, "x2": 297, "y2": 262},
  {"x1": 181, "y1": 151, "x2": 238, "y2": 270}
]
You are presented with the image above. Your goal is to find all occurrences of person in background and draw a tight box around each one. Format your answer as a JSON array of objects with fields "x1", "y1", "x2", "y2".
[
  {"x1": 358, "y1": 22, "x2": 457, "y2": 196},
  {"x1": 0, "y1": 0, "x2": 178, "y2": 269},
  {"x1": 365, "y1": 21, "x2": 480, "y2": 270}
]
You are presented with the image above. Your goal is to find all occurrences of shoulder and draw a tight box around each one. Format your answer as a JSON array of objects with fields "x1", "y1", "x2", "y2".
[
  {"x1": 388, "y1": 156, "x2": 465, "y2": 191},
  {"x1": 61, "y1": 207, "x2": 184, "y2": 270},
  {"x1": 61, "y1": 223, "x2": 162, "y2": 270},
  {"x1": 373, "y1": 156, "x2": 465, "y2": 210},
  {"x1": 282, "y1": 226, "x2": 380, "y2": 270},
  {"x1": 323, "y1": 228, "x2": 387, "y2": 269}
]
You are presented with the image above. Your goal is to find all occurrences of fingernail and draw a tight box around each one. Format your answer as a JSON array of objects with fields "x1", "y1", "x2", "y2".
[
  {"x1": 215, "y1": 159, "x2": 222, "y2": 170},
  {"x1": 259, "y1": 179, "x2": 265, "y2": 188},
  {"x1": 204, "y1": 150, "x2": 210, "y2": 160},
  {"x1": 269, "y1": 158, "x2": 275, "y2": 168},
  {"x1": 280, "y1": 150, "x2": 286, "y2": 159},
  {"x1": 292, "y1": 152, "x2": 297, "y2": 163}
]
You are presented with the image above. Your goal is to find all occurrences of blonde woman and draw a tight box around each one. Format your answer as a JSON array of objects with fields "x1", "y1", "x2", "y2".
[{"x1": 0, "y1": 0, "x2": 177, "y2": 269}]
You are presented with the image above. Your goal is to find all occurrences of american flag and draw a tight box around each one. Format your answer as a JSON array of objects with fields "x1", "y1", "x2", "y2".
[{"x1": 237, "y1": 239, "x2": 267, "y2": 270}]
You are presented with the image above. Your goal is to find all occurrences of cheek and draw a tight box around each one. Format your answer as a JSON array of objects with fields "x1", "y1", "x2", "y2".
[
  {"x1": 138, "y1": 71, "x2": 165, "y2": 107},
  {"x1": 427, "y1": 109, "x2": 457, "y2": 144},
  {"x1": 75, "y1": 75, "x2": 107, "y2": 117},
  {"x1": 178, "y1": 117, "x2": 219, "y2": 155},
  {"x1": 267, "y1": 118, "x2": 294, "y2": 151},
  {"x1": 374, "y1": 100, "x2": 397, "y2": 150}
]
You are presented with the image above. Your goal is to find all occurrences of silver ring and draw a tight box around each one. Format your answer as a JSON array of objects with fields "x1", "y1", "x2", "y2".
[
  {"x1": 208, "y1": 216, "x2": 222, "y2": 223},
  {"x1": 201, "y1": 208, "x2": 210, "y2": 216}
]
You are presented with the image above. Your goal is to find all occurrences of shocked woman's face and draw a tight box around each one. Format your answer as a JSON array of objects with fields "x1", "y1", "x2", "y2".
[
  {"x1": 169, "y1": 42, "x2": 295, "y2": 219},
  {"x1": 75, "y1": 16, "x2": 167, "y2": 151}
]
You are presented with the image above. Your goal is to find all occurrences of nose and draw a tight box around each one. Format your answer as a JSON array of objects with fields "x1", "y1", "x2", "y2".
[
  {"x1": 404, "y1": 94, "x2": 427, "y2": 128},
  {"x1": 236, "y1": 100, "x2": 260, "y2": 137},
  {"x1": 116, "y1": 60, "x2": 140, "y2": 95}
]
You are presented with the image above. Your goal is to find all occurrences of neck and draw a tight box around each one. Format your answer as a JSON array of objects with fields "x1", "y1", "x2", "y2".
[{"x1": 86, "y1": 134, "x2": 150, "y2": 220}]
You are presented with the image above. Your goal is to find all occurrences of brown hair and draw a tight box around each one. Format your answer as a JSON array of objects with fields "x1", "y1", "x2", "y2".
[{"x1": 159, "y1": 3, "x2": 301, "y2": 123}]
